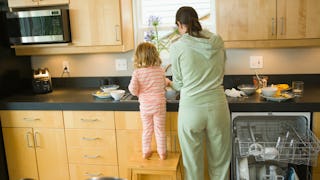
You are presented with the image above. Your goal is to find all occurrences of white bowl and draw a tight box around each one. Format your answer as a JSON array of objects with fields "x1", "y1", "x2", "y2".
[
  {"x1": 110, "y1": 90, "x2": 125, "y2": 101},
  {"x1": 237, "y1": 84, "x2": 256, "y2": 95},
  {"x1": 261, "y1": 86, "x2": 277, "y2": 97},
  {"x1": 100, "y1": 84, "x2": 119, "y2": 92},
  {"x1": 165, "y1": 87, "x2": 177, "y2": 100}
]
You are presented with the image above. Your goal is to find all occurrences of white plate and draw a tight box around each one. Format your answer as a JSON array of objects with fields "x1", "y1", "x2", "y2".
[
  {"x1": 92, "y1": 91, "x2": 111, "y2": 98},
  {"x1": 261, "y1": 93, "x2": 294, "y2": 102}
]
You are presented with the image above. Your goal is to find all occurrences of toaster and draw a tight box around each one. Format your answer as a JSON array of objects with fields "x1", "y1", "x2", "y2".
[{"x1": 32, "y1": 68, "x2": 52, "y2": 94}]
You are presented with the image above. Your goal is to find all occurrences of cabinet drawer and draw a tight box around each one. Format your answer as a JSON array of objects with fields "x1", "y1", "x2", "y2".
[
  {"x1": 68, "y1": 147, "x2": 118, "y2": 165},
  {"x1": 64, "y1": 111, "x2": 115, "y2": 129},
  {"x1": 65, "y1": 129, "x2": 116, "y2": 148},
  {"x1": 69, "y1": 164, "x2": 118, "y2": 180},
  {"x1": 0, "y1": 110, "x2": 63, "y2": 128}
]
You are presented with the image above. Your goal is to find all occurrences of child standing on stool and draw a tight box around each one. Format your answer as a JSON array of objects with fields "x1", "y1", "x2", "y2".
[{"x1": 128, "y1": 42, "x2": 167, "y2": 160}]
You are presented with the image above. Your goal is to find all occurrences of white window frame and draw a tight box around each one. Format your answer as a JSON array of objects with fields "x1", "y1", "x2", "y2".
[{"x1": 133, "y1": 0, "x2": 216, "y2": 47}]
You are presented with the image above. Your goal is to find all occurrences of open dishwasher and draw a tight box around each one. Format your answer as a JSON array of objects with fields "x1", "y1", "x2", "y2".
[{"x1": 231, "y1": 112, "x2": 320, "y2": 180}]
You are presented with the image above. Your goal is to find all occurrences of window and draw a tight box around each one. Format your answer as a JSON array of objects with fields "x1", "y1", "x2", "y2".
[{"x1": 134, "y1": 0, "x2": 215, "y2": 50}]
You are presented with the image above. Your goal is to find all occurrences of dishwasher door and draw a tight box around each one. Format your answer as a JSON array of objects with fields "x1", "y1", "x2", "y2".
[{"x1": 231, "y1": 112, "x2": 319, "y2": 180}]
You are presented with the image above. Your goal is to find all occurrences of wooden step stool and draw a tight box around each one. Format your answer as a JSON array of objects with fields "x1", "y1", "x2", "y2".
[{"x1": 127, "y1": 152, "x2": 182, "y2": 180}]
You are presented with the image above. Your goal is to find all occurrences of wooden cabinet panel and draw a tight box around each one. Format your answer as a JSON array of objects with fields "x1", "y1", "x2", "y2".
[
  {"x1": 64, "y1": 111, "x2": 115, "y2": 129},
  {"x1": 8, "y1": 0, "x2": 68, "y2": 8},
  {"x1": 2, "y1": 128, "x2": 39, "y2": 180},
  {"x1": 0, "y1": 110, "x2": 69, "y2": 180},
  {"x1": 64, "y1": 110, "x2": 118, "y2": 179},
  {"x1": 69, "y1": 0, "x2": 121, "y2": 46},
  {"x1": 35, "y1": 128, "x2": 69, "y2": 180},
  {"x1": 66, "y1": 129, "x2": 115, "y2": 147},
  {"x1": 216, "y1": 0, "x2": 320, "y2": 48},
  {"x1": 68, "y1": 147, "x2": 118, "y2": 165},
  {"x1": 69, "y1": 164, "x2": 118, "y2": 180},
  {"x1": 312, "y1": 112, "x2": 320, "y2": 179},
  {"x1": 216, "y1": 0, "x2": 276, "y2": 41},
  {"x1": 0, "y1": 110, "x2": 64, "y2": 128}
]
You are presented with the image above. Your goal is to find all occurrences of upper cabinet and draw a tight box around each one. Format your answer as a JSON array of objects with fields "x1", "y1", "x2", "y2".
[
  {"x1": 216, "y1": 0, "x2": 320, "y2": 48},
  {"x1": 11, "y1": 0, "x2": 134, "y2": 55},
  {"x1": 8, "y1": 0, "x2": 69, "y2": 8},
  {"x1": 69, "y1": 0, "x2": 121, "y2": 46}
]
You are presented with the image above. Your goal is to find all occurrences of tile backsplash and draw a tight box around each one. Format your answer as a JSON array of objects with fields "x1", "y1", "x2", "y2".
[{"x1": 31, "y1": 47, "x2": 320, "y2": 78}]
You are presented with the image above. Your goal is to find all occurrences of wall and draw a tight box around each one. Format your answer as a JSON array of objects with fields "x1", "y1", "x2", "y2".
[{"x1": 31, "y1": 47, "x2": 320, "y2": 77}]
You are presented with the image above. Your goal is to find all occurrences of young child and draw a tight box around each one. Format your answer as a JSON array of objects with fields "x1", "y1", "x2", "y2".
[{"x1": 128, "y1": 42, "x2": 167, "y2": 160}]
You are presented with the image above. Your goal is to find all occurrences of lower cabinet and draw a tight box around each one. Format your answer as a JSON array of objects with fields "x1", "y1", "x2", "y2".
[
  {"x1": 312, "y1": 112, "x2": 320, "y2": 179},
  {"x1": 64, "y1": 111, "x2": 119, "y2": 180},
  {"x1": 115, "y1": 111, "x2": 174, "y2": 180},
  {"x1": 0, "y1": 110, "x2": 69, "y2": 180}
]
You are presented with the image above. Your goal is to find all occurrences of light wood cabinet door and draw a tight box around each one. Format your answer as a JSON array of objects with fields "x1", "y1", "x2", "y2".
[
  {"x1": 35, "y1": 128, "x2": 69, "y2": 180},
  {"x1": 69, "y1": 0, "x2": 122, "y2": 46},
  {"x1": 8, "y1": 0, "x2": 68, "y2": 8},
  {"x1": 2, "y1": 127, "x2": 39, "y2": 180},
  {"x1": 216, "y1": 0, "x2": 320, "y2": 48},
  {"x1": 216, "y1": 0, "x2": 277, "y2": 41},
  {"x1": 2, "y1": 127, "x2": 70, "y2": 180},
  {"x1": 312, "y1": 112, "x2": 320, "y2": 179},
  {"x1": 277, "y1": 0, "x2": 320, "y2": 39}
]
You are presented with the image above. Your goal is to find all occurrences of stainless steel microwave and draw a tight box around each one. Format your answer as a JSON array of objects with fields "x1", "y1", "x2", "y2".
[{"x1": 6, "y1": 9, "x2": 71, "y2": 45}]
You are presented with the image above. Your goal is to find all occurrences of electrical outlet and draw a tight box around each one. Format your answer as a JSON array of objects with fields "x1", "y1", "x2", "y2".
[
  {"x1": 115, "y1": 59, "x2": 127, "y2": 71},
  {"x1": 250, "y1": 56, "x2": 263, "y2": 69},
  {"x1": 63, "y1": 61, "x2": 70, "y2": 72}
]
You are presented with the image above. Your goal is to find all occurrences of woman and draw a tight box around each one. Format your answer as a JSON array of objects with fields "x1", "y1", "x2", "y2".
[{"x1": 167, "y1": 6, "x2": 231, "y2": 180}]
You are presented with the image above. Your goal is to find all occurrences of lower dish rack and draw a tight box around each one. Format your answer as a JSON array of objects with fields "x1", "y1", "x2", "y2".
[{"x1": 234, "y1": 119, "x2": 320, "y2": 166}]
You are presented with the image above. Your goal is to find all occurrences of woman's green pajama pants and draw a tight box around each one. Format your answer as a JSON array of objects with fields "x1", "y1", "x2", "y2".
[{"x1": 178, "y1": 100, "x2": 231, "y2": 180}]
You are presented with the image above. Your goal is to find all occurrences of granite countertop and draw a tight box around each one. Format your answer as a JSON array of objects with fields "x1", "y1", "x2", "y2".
[{"x1": 1, "y1": 85, "x2": 320, "y2": 112}]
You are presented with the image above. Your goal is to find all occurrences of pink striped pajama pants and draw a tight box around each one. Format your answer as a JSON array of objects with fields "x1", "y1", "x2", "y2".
[{"x1": 140, "y1": 103, "x2": 167, "y2": 155}]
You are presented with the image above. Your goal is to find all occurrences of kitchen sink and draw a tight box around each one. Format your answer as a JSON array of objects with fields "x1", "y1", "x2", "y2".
[{"x1": 121, "y1": 92, "x2": 180, "y2": 102}]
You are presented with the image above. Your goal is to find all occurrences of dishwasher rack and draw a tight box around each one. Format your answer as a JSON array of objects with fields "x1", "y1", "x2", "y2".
[{"x1": 234, "y1": 119, "x2": 320, "y2": 166}]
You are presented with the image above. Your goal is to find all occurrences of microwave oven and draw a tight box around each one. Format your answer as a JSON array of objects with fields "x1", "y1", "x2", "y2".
[{"x1": 6, "y1": 9, "x2": 71, "y2": 45}]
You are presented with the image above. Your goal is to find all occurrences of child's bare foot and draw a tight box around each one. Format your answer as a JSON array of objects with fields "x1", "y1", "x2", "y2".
[
  {"x1": 142, "y1": 152, "x2": 152, "y2": 159},
  {"x1": 159, "y1": 153, "x2": 167, "y2": 160}
]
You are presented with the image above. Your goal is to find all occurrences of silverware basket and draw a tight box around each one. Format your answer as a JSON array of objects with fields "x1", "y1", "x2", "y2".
[{"x1": 234, "y1": 119, "x2": 320, "y2": 166}]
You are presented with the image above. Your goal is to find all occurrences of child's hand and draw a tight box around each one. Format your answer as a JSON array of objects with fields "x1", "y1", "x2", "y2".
[{"x1": 165, "y1": 78, "x2": 172, "y2": 87}]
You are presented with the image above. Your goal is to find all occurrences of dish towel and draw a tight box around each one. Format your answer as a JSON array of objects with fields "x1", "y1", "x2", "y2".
[{"x1": 225, "y1": 88, "x2": 246, "y2": 97}]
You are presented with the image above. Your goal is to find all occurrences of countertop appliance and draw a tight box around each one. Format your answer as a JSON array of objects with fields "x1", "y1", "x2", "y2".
[
  {"x1": 32, "y1": 68, "x2": 52, "y2": 94},
  {"x1": 6, "y1": 9, "x2": 71, "y2": 45},
  {"x1": 231, "y1": 112, "x2": 319, "y2": 180}
]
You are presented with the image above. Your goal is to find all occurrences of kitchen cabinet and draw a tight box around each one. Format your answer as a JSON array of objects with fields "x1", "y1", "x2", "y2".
[
  {"x1": 0, "y1": 110, "x2": 69, "y2": 180},
  {"x1": 312, "y1": 112, "x2": 320, "y2": 179},
  {"x1": 8, "y1": 0, "x2": 69, "y2": 8},
  {"x1": 115, "y1": 111, "x2": 173, "y2": 180},
  {"x1": 64, "y1": 111, "x2": 118, "y2": 180},
  {"x1": 12, "y1": 0, "x2": 134, "y2": 55},
  {"x1": 216, "y1": 0, "x2": 320, "y2": 48}
]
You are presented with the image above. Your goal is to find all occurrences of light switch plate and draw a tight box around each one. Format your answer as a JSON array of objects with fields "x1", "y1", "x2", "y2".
[
  {"x1": 115, "y1": 59, "x2": 127, "y2": 71},
  {"x1": 250, "y1": 56, "x2": 263, "y2": 69}
]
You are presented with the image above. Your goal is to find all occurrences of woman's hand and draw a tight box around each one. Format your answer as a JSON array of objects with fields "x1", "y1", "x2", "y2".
[{"x1": 165, "y1": 78, "x2": 172, "y2": 87}]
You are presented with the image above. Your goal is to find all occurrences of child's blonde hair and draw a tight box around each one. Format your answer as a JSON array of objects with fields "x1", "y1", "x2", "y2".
[{"x1": 134, "y1": 42, "x2": 162, "y2": 69}]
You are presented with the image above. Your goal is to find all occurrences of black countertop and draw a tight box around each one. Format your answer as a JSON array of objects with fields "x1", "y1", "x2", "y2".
[
  {"x1": 0, "y1": 85, "x2": 320, "y2": 112},
  {"x1": 0, "y1": 75, "x2": 319, "y2": 112}
]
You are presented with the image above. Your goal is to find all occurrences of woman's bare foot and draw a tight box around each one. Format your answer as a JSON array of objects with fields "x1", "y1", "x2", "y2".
[{"x1": 142, "y1": 151, "x2": 152, "y2": 159}]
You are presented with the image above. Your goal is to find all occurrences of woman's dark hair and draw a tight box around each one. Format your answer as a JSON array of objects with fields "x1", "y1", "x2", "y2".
[{"x1": 175, "y1": 6, "x2": 203, "y2": 38}]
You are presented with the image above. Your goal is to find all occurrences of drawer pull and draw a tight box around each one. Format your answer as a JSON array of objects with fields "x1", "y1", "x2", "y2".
[
  {"x1": 84, "y1": 172, "x2": 103, "y2": 177},
  {"x1": 83, "y1": 155, "x2": 100, "y2": 159},
  {"x1": 34, "y1": 132, "x2": 40, "y2": 148},
  {"x1": 26, "y1": 132, "x2": 34, "y2": 148},
  {"x1": 82, "y1": 137, "x2": 100, "y2": 141},
  {"x1": 23, "y1": 117, "x2": 40, "y2": 121},
  {"x1": 80, "y1": 118, "x2": 99, "y2": 122}
]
